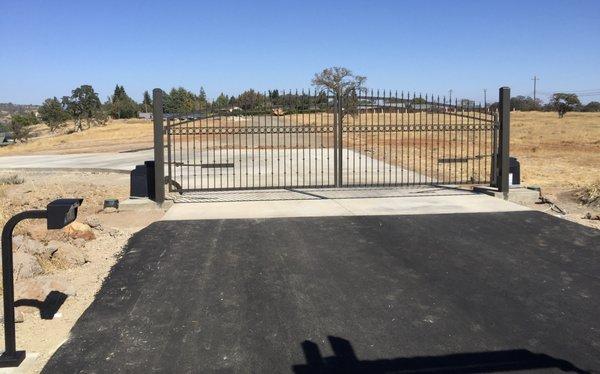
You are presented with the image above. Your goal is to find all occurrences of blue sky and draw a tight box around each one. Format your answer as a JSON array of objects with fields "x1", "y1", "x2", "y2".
[{"x1": 1, "y1": 0, "x2": 599, "y2": 104}]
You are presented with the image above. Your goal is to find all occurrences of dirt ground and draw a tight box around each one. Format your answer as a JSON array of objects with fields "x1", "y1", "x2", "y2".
[
  {"x1": 0, "y1": 170, "x2": 164, "y2": 373},
  {"x1": 509, "y1": 112, "x2": 600, "y2": 229}
]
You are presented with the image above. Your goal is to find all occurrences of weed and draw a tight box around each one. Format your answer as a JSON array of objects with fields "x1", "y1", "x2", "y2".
[{"x1": 0, "y1": 174, "x2": 24, "y2": 185}]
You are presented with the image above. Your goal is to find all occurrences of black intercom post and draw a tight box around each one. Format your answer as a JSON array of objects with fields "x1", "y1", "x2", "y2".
[{"x1": 0, "y1": 198, "x2": 82, "y2": 367}]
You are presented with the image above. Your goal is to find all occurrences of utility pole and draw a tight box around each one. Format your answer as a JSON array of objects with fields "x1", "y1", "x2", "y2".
[
  {"x1": 483, "y1": 89, "x2": 487, "y2": 106},
  {"x1": 532, "y1": 76, "x2": 539, "y2": 102}
]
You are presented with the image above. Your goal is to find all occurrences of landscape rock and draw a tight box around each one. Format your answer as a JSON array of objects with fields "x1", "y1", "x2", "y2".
[
  {"x1": 45, "y1": 240, "x2": 62, "y2": 255},
  {"x1": 15, "y1": 236, "x2": 54, "y2": 260},
  {"x1": 52, "y1": 242, "x2": 87, "y2": 267},
  {"x1": 107, "y1": 228, "x2": 122, "y2": 238},
  {"x1": 14, "y1": 252, "x2": 43, "y2": 280},
  {"x1": 64, "y1": 221, "x2": 95, "y2": 241},
  {"x1": 84, "y1": 215, "x2": 102, "y2": 229},
  {"x1": 16, "y1": 277, "x2": 77, "y2": 300},
  {"x1": 103, "y1": 207, "x2": 118, "y2": 214},
  {"x1": 27, "y1": 224, "x2": 49, "y2": 241}
]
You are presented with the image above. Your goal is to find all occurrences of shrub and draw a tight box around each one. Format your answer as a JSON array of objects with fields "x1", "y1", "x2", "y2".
[
  {"x1": 575, "y1": 181, "x2": 600, "y2": 207},
  {"x1": 39, "y1": 97, "x2": 69, "y2": 132},
  {"x1": 7, "y1": 112, "x2": 37, "y2": 142},
  {"x1": 0, "y1": 174, "x2": 25, "y2": 185}
]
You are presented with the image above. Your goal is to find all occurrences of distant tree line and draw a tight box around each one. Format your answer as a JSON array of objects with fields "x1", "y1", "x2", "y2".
[
  {"x1": 506, "y1": 93, "x2": 600, "y2": 117},
  {"x1": 33, "y1": 84, "x2": 161, "y2": 137},
  {"x1": 162, "y1": 87, "x2": 330, "y2": 115},
  {"x1": 7, "y1": 66, "x2": 600, "y2": 144}
]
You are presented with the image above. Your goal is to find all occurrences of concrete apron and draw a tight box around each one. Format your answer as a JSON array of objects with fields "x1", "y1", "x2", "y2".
[{"x1": 162, "y1": 188, "x2": 530, "y2": 221}]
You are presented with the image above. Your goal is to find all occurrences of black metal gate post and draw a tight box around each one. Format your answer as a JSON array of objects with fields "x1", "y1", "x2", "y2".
[
  {"x1": 336, "y1": 94, "x2": 343, "y2": 187},
  {"x1": 490, "y1": 111, "x2": 499, "y2": 187},
  {"x1": 153, "y1": 88, "x2": 165, "y2": 204},
  {"x1": 497, "y1": 87, "x2": 511, "y2": 199}
]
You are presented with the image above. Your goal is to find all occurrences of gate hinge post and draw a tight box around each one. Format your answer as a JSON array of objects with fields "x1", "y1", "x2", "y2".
[
  {"x1": 153, "y1": 88, "x2": 166, "y2": 205},
  {"x1": 497, "y1": 87, "x2": 510, "y2": 199}
]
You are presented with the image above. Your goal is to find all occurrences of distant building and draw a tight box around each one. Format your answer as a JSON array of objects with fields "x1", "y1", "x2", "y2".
[{"x1": 138, "y1": 112, "x2": 153, "y2": 120}]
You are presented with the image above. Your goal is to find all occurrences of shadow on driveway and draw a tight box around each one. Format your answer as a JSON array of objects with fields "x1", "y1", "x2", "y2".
[{"x1": 292, "y1": 336, "x2": 588, "y2": 373}]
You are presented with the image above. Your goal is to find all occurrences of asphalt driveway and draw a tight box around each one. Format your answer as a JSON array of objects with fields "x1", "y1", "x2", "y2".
[{"x1": 43, "y1": 211, "x2": 599, "y2": 373}]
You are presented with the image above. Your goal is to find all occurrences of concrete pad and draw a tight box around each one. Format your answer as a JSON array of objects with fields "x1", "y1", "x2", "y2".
[
  {"x1": 162, "y1": 191, "x2": 530, "y2": 221},
  {"x1": 474, "y1": 185, "x2": 541, "y2": 205},
  {"x1": 168, "y1": 148, "x2": 431, "y2": 190},
  {"x1": 118, "y1": 198, "x2": 163, "y2": 212}
]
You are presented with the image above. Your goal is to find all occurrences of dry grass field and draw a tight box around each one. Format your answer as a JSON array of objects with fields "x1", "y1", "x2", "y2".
[
  {"x1": 511, "y1": 112, "x2": 600, "y2": 189},
  {"x1": 0, "y1": 119, "x2": 155, "y2": 155}
]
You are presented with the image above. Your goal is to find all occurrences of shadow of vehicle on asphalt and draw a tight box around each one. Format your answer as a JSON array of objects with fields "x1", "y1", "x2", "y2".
[{"x1": 292, "y1": 336, "x2": 589, "y2": 374}]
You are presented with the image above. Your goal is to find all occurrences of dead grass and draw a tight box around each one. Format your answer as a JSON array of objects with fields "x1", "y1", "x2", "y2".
[
  {"x1": 0, "y1": 119, "x2": 154, "y2": 155},
  {"x1": 0, "y1": 173, "x2": 25, "y2": 185},
  {"x1": 510, "y1": 111, "x2": 600, "y2": 189},
  {"x1": 575, "y1": 180, "x2": 600, "y2": 207}
]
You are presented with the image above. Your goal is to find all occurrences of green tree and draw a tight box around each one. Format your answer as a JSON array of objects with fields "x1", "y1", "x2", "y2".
[
  {"x1": 550, "y1": 93, "x2": 581, "y2": 118},
  {"x1": 39, "y1": 97, "x2": 69, "y2": 131},
  {"x1": 62, "y1": 85, "x2": 104, "y2": 131},
  {"x1": 164, "y1": 87, "x2": 197, "y2": 114},
  {"x1": 109, "y1": 84, "x2": 138, "y2": 119},
  {"x1": 583, "y1": 101, "x2": 600, "y2": 112},
  {"x1": 8, "y1": 112, "x2": 37, "y2": 142},
  {"x1": 269, "y1": 89, "x2": 280, "y2": 99},
  {"x1": 510, "y1": 95, "x2": 542, "y2": 111},
  {"x1": 141, "y1": 90, "x2": 152, "y2": 112},
  {"x1": 235, "y1": 89, "x2": 267, "y2": 111},
  {"x1": 197, "y1": 87, "x2": 208, "y2": 110},
  {"x1": 213, "y1": 93, "x2": 229, "y2": 108},
  {"x1": 312, "y1": 66, "x2": 366, "y2": 121}
]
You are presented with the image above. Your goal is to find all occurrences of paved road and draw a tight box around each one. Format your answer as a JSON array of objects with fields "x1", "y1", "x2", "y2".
[
  {"x1": 42, "y1": 210, "x2": 600, "y2": 373},
  {"x1": 0, "y1": 150, "x2": 154, "y2": 171}
]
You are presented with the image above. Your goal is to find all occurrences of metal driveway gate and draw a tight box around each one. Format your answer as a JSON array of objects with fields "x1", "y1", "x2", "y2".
[{"x1": 162, "y1": 89, "x2": 504, "y2": 193}]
